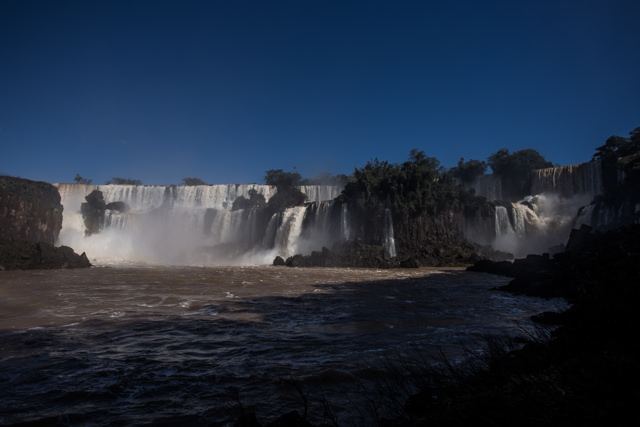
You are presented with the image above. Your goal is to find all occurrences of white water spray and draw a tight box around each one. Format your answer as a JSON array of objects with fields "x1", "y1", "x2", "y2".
[{"x1": 54, "y1": 184, "x2": 344, "y2": 265}]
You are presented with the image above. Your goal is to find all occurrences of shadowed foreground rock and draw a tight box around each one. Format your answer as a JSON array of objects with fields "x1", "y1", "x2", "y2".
[
  {"x1": 0, "y1": 175, "x2": 92, "y2": 270},
  {"x1": 0, "y1": 175, "x2": 62, "y2": 245},
  {"x1": 399, "y1": 224, "x2": 640, "y2": 426},
  {"x1": 273, "y1": 239, "x2": 494, "y2": 269},
  {"x1": 258, "y1": 224, "x2": 640, "y2": 426},
  {"x1": 0, "y1": 240, "x2": 91, "y2": 270}
]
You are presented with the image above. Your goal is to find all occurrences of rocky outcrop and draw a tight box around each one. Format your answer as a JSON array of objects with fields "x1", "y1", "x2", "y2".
[
  {"x1": 0, "y1": 176, "x2": 63, "y2": 245},
  {"x1": 0, "y1": 176, "x2": 91, "y2": 270},
  {"x1": 273, "y1": 239, "x2": 494, "y2": 269},
  {"x1": 393, "y1": 210, "x2": 487, "y2": 266},
  {"x1": 401, "y1": 223, "x2": 640, "y2": 426},
  {"x1": 0, "y1": 240, "x2": 91, "y2": 270},
  {"x1": 81, "y1": 189, "x2": 106, "y2": 236}
]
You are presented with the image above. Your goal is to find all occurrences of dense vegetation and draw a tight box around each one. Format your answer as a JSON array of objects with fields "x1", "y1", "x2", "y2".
[
  {"x1": 343, "y1": 149, "x2": 486, "y2": 218},
  {"x1": 262, "y1": 169, "x2": 307, "y2": 212},
  {"x1": 73, "y1": 174, "x2": 92, "y2": 185},
  {"x1": 487, "y1": 148, "x2": 554, "y2": 199},
  {"x1": 448, "y1": 158, "x2": 488, "y2": 185},
  {"x1": 181, "y1": 177, "x2": 207, "y2": 185},
  {"x1": 592, "y1": 126, "x2": 640, "y2": 197}
]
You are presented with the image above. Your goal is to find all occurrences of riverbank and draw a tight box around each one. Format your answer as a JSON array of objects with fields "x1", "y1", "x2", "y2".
[
  {"x1": 240, "y1": 224, "x2": 640, "y2": 426},
  {"x1": 397, "y1": 224, "x2": 640, "y2": 426}
]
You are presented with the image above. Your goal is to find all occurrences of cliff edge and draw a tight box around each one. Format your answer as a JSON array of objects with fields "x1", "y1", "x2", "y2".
[{"x1": 0, "y1": 176, "x2": 90, "y2": 270}]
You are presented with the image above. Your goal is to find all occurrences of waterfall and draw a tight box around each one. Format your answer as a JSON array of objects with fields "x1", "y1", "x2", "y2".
[
  {"x1": 273, "y1": 206, "x2": 307, "y2": 258},
  {"x1": 465, "y1": 160, "x2": 608, "y2": 257},
  {"x1": 53, "y1": 183, "x2": 344, "y2": 265},
  {"x1": 298, "y1": 185, "x2": 342, "y2": 203},
  {"x1": 491, "y1": 196, "x2": 586, "y2": 257},
  {"x1": 494, "y1": 206, "x2": 512, "y2": 236},
  {"x1": 383, "y1": 208, "x2": 397, "y2": 258},
  {"x1": 530, "y1": 159, "x2": 603, "y2": 199},
  {"x1": 340, "y1": 203, "x2": 351, "y2": 240}
]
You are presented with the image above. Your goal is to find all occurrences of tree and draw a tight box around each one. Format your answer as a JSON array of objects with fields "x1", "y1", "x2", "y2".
[
  {"x1": 593, "y1": 126, "x2": 640, "y2": 195},
  {"x1": 264, "y1": 169, "x2": 303, "y2": 189},
  {"x1": 106, "y1": 177, "x2": 142, "y2": 185},
  {"x1": 593, "y1": 135, "x2": 634, "y2": 161},
  {"x1": 592, "y1": 127, "x2": 640, "y2": 162},
  {"x1": 341, "y1": 149, "x2": 487, "y2": 246},
  {"x1": 74, "y1": 174, "x2": 92, "y2": 184},
  {"x1": 487, "y1": 148, "x2": 552, "y2": 176},
  {"x1": 449, "y1": 158, "x2": 488, "y2": 184},
  {"x1": 264, "y1": 168, "x2": 306, "y2": 212},
  {"x1": 181, "y1": 177, "x2": 207, "y2": 186},
  {"x1": 488, "y1": 148, "x2": 553, "y2": 199}
]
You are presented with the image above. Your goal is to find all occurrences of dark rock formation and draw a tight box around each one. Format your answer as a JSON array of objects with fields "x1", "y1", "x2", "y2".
[
  {"x1": 0, "y1": 175, "x2": 62, "y2": 245},
  {"x1": 275, "y1": 238, "x2": 496, "y2": 269},
  {"x1": 80, "y1": 190, "x2": 130, "y2": 236},
  {"x1": 400, "y1": 224, "x2": 640, "y2": 426},
  {"x1": 232, "y1": 190, "x2": 267, "y2": 211},
  {"x1": 81, "y1": 190, "x2": 106, "y2": 236},
  {"x1": 0, "y1": 240, "x2": 91, "y2": 270},
  {"x1": 0, "y1": 176, "x2": 91, "y2": 270},
  {"x1": 105, "y1": 201, "x2": 129, "y2": 213}
]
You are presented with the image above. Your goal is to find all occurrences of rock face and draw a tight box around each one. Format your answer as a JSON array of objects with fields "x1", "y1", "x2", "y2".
[
  {"x1": 393, "y1": 210, "x2": 482, "y2": 266},
  {"x1": 0, "y1": 175, "x2": 63, "y2": 245},
  {"x1": 0, "y1": 240, "x2": 91, "y2": 270},
  {"x1": 0, "y1": 176, "x2": 91, "y2": 270},
  {"x1": 81, "y1": 189, "x2": 107, "y2": 236}
]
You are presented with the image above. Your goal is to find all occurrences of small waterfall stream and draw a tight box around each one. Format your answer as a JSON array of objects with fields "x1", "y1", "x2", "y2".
[{"x1": 383, "y1": 208, "x2": 397, "y2": 258}]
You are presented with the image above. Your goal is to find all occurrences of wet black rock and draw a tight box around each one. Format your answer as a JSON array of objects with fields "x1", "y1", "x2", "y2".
[
  {"x1": 81, "y1": 190, "x2": 107, "y2": 236},
  {"x1": 0, "y1": 240, "x2": 91, "y2": 270},
  {"x1": 399, "y1": 224, "x2": 640, "y2": 426},
  {"x1": 0, "y1": 176, "x2": 91, "y2": 270},
  {"x1": 0, "y1": 175, "x2": 62, "y2": 245},
  {"x1": 105, "y1": 201, "x2": 129, "y2": 212}
]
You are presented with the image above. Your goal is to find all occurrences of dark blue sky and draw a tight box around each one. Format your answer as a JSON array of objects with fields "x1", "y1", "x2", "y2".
[{"x1": 1, "y1": 0, "x2": 639, "y2": 185}]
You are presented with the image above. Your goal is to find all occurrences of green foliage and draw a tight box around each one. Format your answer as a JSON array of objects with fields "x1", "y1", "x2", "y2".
[
  {"x1": 181, "y1": 177, "x2": 207, "y2": 186},
  {"x1": 488, "y1": 148, "x2": 553, "y2": 199},
  {"x1": 106, "y1": 177, "x2": 142, "y2": 185},
  {"x1": 264, "y1": 169, "x2": 303, "y2": 189},
  {"x1": 592, "y1": 128, "x2": 640, "y2": 161},
  {"x1": 449, "y1": 158, "x2": 488, "y2": 184},
  {"x1": 263, "y1": 168, "x2": 307, "y2": 213},
  {"x1": 74, "y1": 174, "x2": 92, "y2": 185},
  {"x1": 343, "y1": 149, "x2": 485, "y2": 219},
  {"x1": 594, "y1": 126, "x2": 640, "y2": 194},
  {"x1": 488, "y1": 148, "x2": 553, "y2": 175}
]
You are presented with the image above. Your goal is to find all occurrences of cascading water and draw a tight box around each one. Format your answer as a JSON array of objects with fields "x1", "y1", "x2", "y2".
[
  {"x1": 54, "y1": 184, "x2": 346, "y2": 265},
  {"x1": 466, "y1": 160, "x2": 608, "y2": 256},
  {"x1": 530, "y1": 159, "x2": 604, "y2": 199},
  {"x1": 273, "y1": 206, "x2": 308, "y2": 258},
  {"x1": 494, "y1": 206, "x2": 512, "y2": 236},
  {"x1": 340, "y1": 203, "x2": 351, "y2": 241},
  {"x1": 383, "y1": 208, "x2": 397, "y2": 258}
]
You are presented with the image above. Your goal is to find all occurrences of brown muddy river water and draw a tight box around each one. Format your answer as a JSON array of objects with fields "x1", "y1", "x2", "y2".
[{"x1": 0, "y1": 266, "x2": 569, "y2": 425}]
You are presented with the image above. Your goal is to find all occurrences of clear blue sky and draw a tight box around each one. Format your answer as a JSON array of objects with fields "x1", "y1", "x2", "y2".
[{"x1": 1, "y1": 0, "x2": 639, "y2": 185}]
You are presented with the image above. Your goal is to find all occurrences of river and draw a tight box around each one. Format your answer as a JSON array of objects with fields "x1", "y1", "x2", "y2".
[{"x1": 0, "y1": 265, "x2": 568, "y2": 425}]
